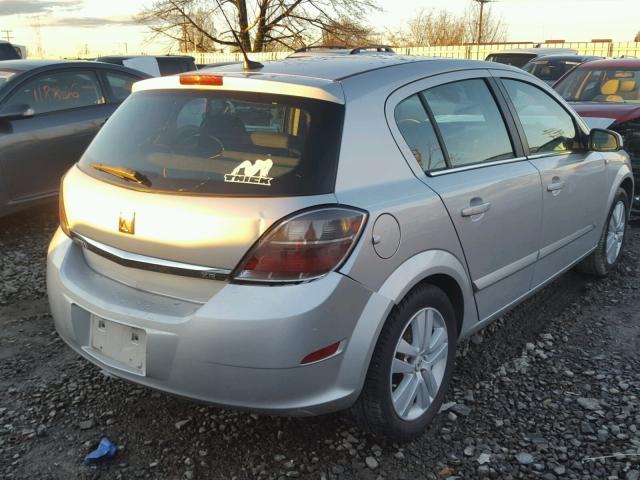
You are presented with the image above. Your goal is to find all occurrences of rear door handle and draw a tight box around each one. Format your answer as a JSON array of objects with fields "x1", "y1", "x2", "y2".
[
  {"x1": 461, "y1": 202, "x2": 491, "y2": 217},
  {"x1": 547, "y1": 180, "x2": 566, "y2": 192}
]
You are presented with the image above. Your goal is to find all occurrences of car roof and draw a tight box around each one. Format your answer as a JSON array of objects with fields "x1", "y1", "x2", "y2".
[
  {"x1": 135, "y1": 55, "x2": 523, "y2": 105},
  {"x1": 196, "y1": 54, "x2": 514, "y2": 82},
  {"x1": 0, "y1": 59, "x2": 68, "y2": 71},
  {"x1": 574, "y1": 58, "x2": 640, "y2": 69},
  {"x1": 0, "y1": 59, "x2": 150, "y2": 88},
  {"x1": 491, "y1": 48, "x2": 578, "y2": 55},
  {"x1": 97, "y1": 55, "x2": 195, "y2": 61},
  {"x1": 528, "y1": 54, "x2": 599, "y2": 62}
]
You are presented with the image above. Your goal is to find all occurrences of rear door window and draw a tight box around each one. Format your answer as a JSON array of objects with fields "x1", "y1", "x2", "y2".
[
  {"x1": 3, "y1": 70, "x2": 105, "y2": 114},
  {"x1": 104, "y1": 71, "x2": 139, "y2": 103},
  {"x1": 502, "y1": 79, "x2": 578, "y2": 154},
  {"x1": 394, "y1": 94, "x2": 446, "y2": 171},
  {"x1": 79, "y1": 90, "x2": 344, "y2": 196},
  {"x1": 422, "y1": 79, "x2": 515, "y2": 167}
]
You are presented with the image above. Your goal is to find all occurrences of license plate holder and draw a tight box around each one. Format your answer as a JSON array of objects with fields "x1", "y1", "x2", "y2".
[{"x1": 90, "y1": 316, "x2": 147, "y2": 374}]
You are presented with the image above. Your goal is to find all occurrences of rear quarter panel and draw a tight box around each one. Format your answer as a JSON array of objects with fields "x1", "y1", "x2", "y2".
[{"x1": 336, "y1": 70, "x2": 479, "y2": 335}]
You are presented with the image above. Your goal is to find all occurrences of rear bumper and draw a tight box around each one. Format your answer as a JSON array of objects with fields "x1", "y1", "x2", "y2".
[{"x1": 47, "y1": 229, "x2": 392, "y2": 415}]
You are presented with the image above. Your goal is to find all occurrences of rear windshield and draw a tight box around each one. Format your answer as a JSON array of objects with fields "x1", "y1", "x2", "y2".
[
  {"x1": 157, "y1": 58, "x2": 196, "y2": 76},
  {"x1": 523, "y1": 59, "x2": 581, "y2": 82},
  {"x1": 485, "y1": 53, "x2": 536, "y2": 68},
  {"x1": 0, "y1": 43, "x2": 20, "y2": 61},
  {"x1": 79, "y1": 90, "x2": 344, "y2": 196}
]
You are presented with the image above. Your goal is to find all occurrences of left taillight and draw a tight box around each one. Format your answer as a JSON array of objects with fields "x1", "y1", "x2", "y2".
[
  {"x1": 59, "y1": 176, "x2": 71, "y2": 237},
  {"x1": 232, "y1": 207, "x2": 367, "y2": 283}
]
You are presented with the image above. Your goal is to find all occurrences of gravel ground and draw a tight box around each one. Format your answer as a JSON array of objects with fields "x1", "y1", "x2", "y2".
[{"x1": 1, "y1": 206, "x2": 639, "y2": 480}]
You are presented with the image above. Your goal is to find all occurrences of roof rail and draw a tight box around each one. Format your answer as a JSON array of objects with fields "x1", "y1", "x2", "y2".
[
  {"x1": 292, "y1": 45, "x2": 396, "y2": 55},
  {"x1": 349, "y1": 46, "x2": 395, "y2": 54},
  {"x1": 294, "y1": 45, "x2": 349, "y2": 53}
]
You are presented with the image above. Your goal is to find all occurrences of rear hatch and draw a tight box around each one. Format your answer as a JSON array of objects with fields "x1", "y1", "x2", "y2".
[{"x1": 64, "y1": 82, "x2": 345, "y2": 293}]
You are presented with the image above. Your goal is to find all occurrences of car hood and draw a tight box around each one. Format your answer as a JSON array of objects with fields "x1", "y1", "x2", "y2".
[{"x1": 570, "y1": 102, "x2": 640, "y2": 125}]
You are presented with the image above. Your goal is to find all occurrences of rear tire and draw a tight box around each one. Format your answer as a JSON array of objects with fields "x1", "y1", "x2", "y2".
[
  {"x1": 350, "y1": 283, "x2": 457, "y2": 442},
  {"x1": 577, "y1": 188, "x2": 628, "y2": 277}
]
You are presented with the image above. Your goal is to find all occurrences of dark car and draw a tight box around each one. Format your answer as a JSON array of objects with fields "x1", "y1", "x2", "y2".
[
  {"x1": 485, "y1": 48, "x2": 578, "y2": 69},
  {"x1": 0, "y1": 41, "x2": 21, "y2": 61},
  {"x1": 0, "y1": 60, "x2": 149, "y2": 217},
  {"x1": 97, "y1": 55, "x2": 196, "y2": 76},
  {"x1": 523, "y1": 54, "x2": 602, "y2": 85},
  {"x1": 555, "y1": 58, "x2": 640, "y2": 214}
]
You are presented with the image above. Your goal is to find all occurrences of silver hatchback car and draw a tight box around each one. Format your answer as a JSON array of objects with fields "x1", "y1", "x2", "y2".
[{"x1": 48, "y1": 54, "x2": 634, "y2": 440}]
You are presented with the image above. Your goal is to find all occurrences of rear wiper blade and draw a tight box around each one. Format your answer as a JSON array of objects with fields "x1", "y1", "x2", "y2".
[{"x1": 90, "y1": 163, "x2": 151, "y2": 187}]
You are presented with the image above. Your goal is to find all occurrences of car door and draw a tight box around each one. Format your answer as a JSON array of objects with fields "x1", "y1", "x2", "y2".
[
  {"x1": 495, "y1": 73, "x2": 607, "y2": 288},
  {"x1": 0, "y1": 68, "x2": 113, "y2": 202},
  {"x1": 388, "y1": 71, "x2": 543, "y2": 321}
]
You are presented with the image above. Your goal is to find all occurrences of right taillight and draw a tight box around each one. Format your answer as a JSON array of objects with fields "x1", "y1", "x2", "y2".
[
  {"x1": 232, "y1": 207, "x2": 367, "y2": 283},
  {"x1": 59, "y1": 176, "x2": 71, "y2": 237}
]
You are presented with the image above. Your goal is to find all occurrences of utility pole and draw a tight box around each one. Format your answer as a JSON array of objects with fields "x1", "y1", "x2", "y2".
[
  {"x1": 1, "y1": 29, "x2": 13, "y2": 42},
  {"x1": 32, "y1": 16, "x2": 43, "y2": 58},
  {"x1": 472, "y1": 0, "x2": 492, "y2": 59}
]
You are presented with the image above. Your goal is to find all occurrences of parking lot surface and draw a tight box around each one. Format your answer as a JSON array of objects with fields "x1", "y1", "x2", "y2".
[{"x1": 1, "y1": 206, "x2": 639, "y2": 480}]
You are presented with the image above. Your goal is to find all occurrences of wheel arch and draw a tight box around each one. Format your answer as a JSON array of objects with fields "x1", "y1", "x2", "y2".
[
  {"x1": 337, "y1": 249, "x2": 477, "y2": 411},
  {"x1": 376, "y1": 249, "x2": 477, "y2": 339},
  {"x1": 620, "y1": 176, "x2": 634, "y2": 213}
]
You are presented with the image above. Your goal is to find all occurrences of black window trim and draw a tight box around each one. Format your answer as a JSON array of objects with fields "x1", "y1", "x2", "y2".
[
  {"x1": 494, "y1": 76, "x2": 588, "y2": 158},
  {"x1": 0, "y1": 67, "x2": 107, "y2": 118},
  {"x1": 420, "y1": 77, "x2": 524, "y2": 175},
  {"x1": 387, "y1": 69, "x2": 536, "y2": 180}
]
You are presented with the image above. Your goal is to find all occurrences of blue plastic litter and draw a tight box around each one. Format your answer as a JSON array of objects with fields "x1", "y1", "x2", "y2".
[{"x1": 83, "y1": 437, "x2": 117, "y2": 464}]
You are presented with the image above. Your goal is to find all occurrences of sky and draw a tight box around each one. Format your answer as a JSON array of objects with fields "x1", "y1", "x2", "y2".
[{"x1": 0, "y1": 0, "x2": 638, "y2": 58}]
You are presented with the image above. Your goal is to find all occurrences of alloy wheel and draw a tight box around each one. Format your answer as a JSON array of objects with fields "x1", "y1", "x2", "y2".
[
  {"x1": 606, "y1": 200, "x2": 626, "y2": 265},
  {"x1": 390, "y1": 307, "x2": 449, "y2": 421}
]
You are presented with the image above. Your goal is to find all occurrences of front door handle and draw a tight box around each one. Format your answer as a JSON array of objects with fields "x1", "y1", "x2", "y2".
[{"x1": 461, "y1": 202, "x2": 491, "y2": 217}]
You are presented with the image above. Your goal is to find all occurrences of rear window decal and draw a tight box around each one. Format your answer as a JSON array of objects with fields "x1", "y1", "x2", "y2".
[{"x1": 224, "y1": 159, "x2": 273, "y2": 186}]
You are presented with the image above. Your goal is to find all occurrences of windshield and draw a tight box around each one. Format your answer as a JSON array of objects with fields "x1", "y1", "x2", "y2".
[
  {"x1": 523, "y1": 59, "x2": 581, "y2": 82},
  {"x1": 485, "y1": 53, "x2": 536, "y2": 68},
  {"x1": 555, "y1": 67, "x2": 640, "y2": 103},
  {"x1": 78, "y1": 90, "x2": 344, "y2": 196}
]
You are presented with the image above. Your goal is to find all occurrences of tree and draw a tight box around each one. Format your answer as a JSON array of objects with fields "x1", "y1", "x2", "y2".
[
  {"x1": 138, "y1": 0, "x2": 379, "y2": 53},
  {"x1": 386, "y1": 2, "x2": 505, "y2": 48},
  {"x1": 320, "y1": 18, "x2": 380, "y2": 48},
  {"x1": 635, "y1": 31, "x2": 640, "y2": 42},
  {"x1": 387, "y1": 8, "x2": 466, "y2": 47},
  {"x1": 464, "y1": 2, "x2": 506, "y2": 44}
]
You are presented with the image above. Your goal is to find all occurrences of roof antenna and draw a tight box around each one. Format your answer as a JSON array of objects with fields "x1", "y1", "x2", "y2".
[{"x1": 214, "y1": 0, "x2": 263, "y2": 71}]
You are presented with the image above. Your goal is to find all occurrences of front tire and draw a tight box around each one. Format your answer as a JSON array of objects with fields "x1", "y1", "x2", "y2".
[
  {"x1": 577, "y1": 188, "x2": 628, "y2": 277},
  {"x1": 350, "y1": 284, "x2": 457, "y2": 441}
]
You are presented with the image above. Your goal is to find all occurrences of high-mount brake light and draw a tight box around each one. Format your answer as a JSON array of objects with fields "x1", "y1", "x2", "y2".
[
  {"x1": 233, "y1": 207, "x2": 367, "y2": 283},
  {"x1": 179, "y1": 74, "x2": 224, "y2": 86}
]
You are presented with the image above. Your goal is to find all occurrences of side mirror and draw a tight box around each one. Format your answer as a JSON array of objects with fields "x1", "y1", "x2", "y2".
[
  {"x1": 589, "y1": 128, "x2": 623, "y2": 152},
  {"x1": 0, "y1": 104, "x2": 35, "y2": 122}
]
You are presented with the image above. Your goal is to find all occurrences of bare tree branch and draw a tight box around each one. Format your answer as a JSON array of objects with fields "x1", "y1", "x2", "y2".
[{"x1": 138, "y1": 0, "x2": 380, "y2": 52}]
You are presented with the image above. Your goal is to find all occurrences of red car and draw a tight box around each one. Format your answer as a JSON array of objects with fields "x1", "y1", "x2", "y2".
[{"x1": 554, "y1": 58, "x2": 640, "y2": 214}]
